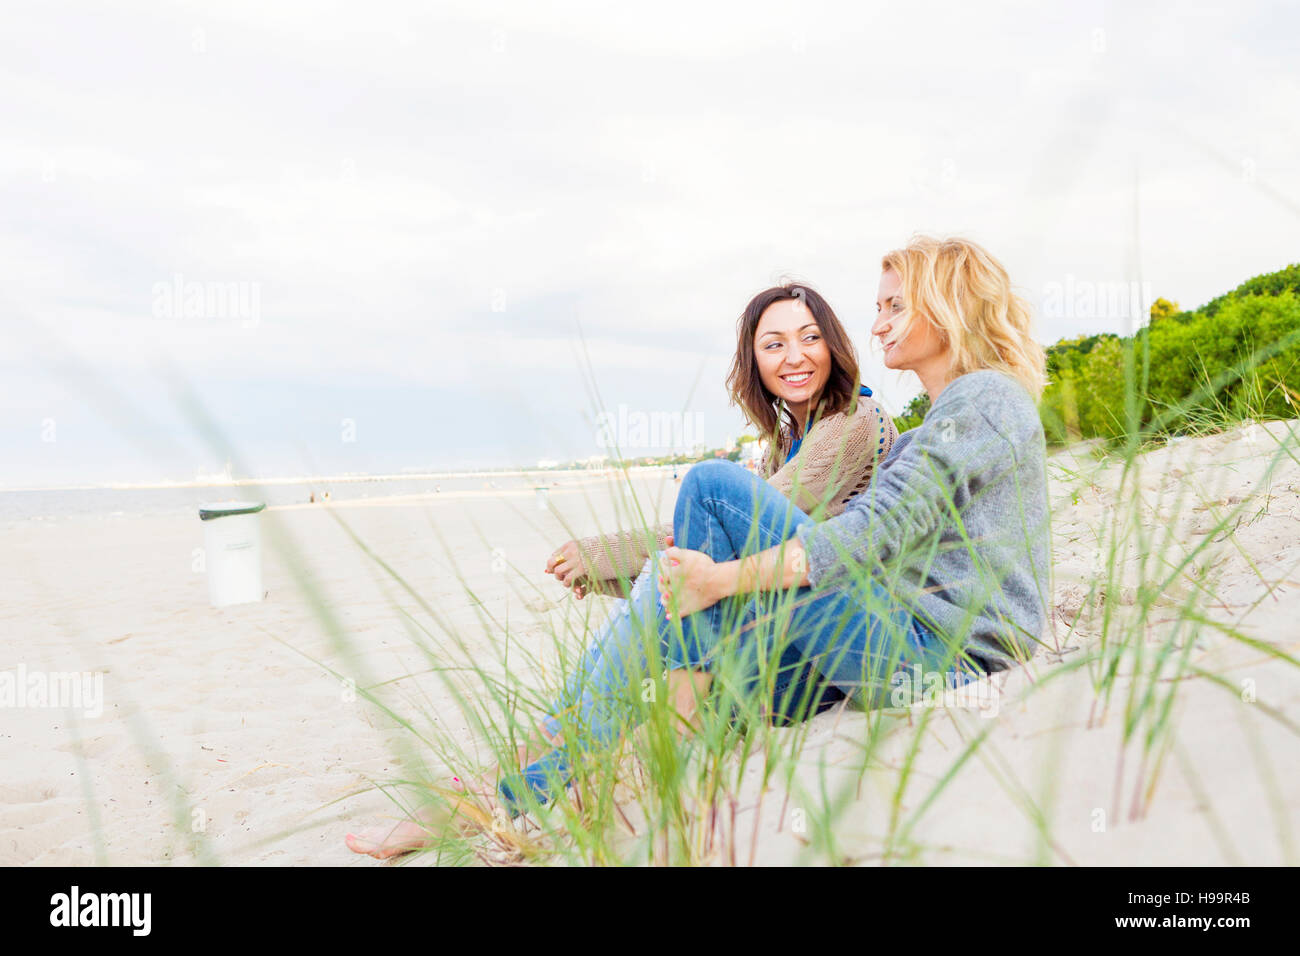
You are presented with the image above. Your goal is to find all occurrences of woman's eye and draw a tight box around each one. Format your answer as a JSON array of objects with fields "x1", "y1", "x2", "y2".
[{"x1": 892, "y1": 302, "x2": 904, "y2": 312}]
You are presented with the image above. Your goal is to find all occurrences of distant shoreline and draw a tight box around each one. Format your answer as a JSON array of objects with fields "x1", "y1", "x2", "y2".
[{"x1": 0, "y1": 464, "x2": 685, "y2": 495}]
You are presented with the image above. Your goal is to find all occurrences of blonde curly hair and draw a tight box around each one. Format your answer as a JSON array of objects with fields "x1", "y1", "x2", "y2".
[{"x1": 882, "y1": 235, "x2": 1048, "y2": 401}]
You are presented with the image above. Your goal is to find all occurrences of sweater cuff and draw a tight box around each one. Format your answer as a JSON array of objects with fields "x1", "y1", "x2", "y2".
[
  {"x1": 796, "y1": 513, "x2": 889, "y2": 590},
  {"x1": 795, "y1": 521, "x2": 836, "y2": 590}
]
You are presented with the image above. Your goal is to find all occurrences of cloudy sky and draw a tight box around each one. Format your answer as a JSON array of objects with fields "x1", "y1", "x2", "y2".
[{"x1": 2, "y1": 0, "x2": 1297, "y2": 486}]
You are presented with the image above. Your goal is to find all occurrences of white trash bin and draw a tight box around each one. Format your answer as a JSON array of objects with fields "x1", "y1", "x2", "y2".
[{"x1": 199, "y1": 501, "x2": 266, "y2": 607}]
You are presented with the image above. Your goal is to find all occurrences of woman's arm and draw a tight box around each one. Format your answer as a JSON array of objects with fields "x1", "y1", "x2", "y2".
[
  {"x1": 568, "y1": 398, "x2": 890, "y2": 599},
  {"x1": 657, "y1": 539, "x2": 808, "y2": 619},
  {"x1": 549, "y1": 524, "x2": 673, "y2": 598},
  {"x1": 795, "y1": 386, "x2": 1012, "y2": 589},
  {"x1": 660, "y1": 377, "x2": 1017, "y2": 613},
  {"x1": 656, "y1": 398, "x2": 895, "y2": 616}
]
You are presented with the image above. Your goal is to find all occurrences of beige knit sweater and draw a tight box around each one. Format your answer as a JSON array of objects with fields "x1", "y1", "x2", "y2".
[{"x1": 571, "y1": 394, "x2": 899, "y2": 595}]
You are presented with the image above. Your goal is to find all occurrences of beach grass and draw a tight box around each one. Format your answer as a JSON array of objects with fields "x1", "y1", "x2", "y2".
[
  {"x1": 230, "y1": 325, "x2": 1298, "y2": 866},
  {"x1": 56, "y1": 304, "x2": 1298, "y2": 867}
]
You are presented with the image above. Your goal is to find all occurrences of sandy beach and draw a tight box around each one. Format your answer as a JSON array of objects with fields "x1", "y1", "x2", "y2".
[{"x1": 3, "y1": 423, "x2": 1299, "y2": 866}]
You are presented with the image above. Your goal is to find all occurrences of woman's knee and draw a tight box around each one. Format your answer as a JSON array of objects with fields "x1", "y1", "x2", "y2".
[
  {"x1": 677, "y1": 459, "x2": 744, "y2": 538},
  {"x1": 681, "y1": 458, "x2": 748, "y2": 502}
]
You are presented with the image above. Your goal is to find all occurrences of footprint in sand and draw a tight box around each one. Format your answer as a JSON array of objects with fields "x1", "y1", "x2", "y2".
[
  {"x1": 0, "y1": 782, "x2": 59, "y2": 804},
  {"x1": 54, "y1": 734, "x2": 123, "y2": 759}
]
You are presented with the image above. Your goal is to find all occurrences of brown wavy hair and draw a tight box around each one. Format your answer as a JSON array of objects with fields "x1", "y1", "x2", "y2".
[{"x1": 725, "y1": 283, "x2": 861, "y2": 473}]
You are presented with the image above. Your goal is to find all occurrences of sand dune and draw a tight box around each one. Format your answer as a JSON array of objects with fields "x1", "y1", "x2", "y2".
[{"x1": 2, "y1": 421, "x2": 1297, "y2": 865}]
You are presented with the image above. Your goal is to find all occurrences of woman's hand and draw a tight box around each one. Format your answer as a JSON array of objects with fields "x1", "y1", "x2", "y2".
[
  {"x1": 657, "y1": 539, "x2": 811, "y2": 616},
  {"x1": 545, "y1": 540, "x2": 593, "y2": 599},
  {"x1": 546, "y1": 534, "x2": 673, "y2": 601},
  {"x1": 656, "y1": 546, "x2": 728, "y2": 619}
]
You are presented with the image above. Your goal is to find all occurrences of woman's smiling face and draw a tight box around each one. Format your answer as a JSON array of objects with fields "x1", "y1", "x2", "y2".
[{"x1": 753, "y1": 296, "x2": 831, "y2": 413}]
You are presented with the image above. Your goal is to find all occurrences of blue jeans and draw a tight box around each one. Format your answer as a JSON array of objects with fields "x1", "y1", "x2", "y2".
[
  {"x1": 662, "y1": 459, "x2": 982, "y2": 704},
  {"x1": 539, "y1": 553, "x2": 667, "y2": 748},
  {"x1": 503, "y1": 459, "x2": 982, "y2": 811}
]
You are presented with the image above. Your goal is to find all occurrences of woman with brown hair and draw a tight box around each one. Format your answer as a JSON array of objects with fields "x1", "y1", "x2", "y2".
[
  {"x1": 536, "y1": 282, "x2": 896, "y2": 739},
  {"x1": 504, "y1": 236, "x2": 1049, "y2": 825},
  {"x1": 548, "y1": 283, "x2": 895, "y2": 598},
  {"x1": 346, "y1": 281, "x2": 895, "y2": 858}
]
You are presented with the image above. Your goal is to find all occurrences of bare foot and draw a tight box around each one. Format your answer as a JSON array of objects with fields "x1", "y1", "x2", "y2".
[
  {"x1": 345, "y1": 804, "x2": 445, "y2": 859},
  {"x1": 346, "y1": 723, "x2": 560, "y2": 860},
  {"x1": 345, "y1": 776, "x2": 508, "y2": 859},
  {"x1": 666, "y1": 669, "x2": 713, "y2": 738},
  {"x1": 627, "y1": 670, "x2": 714, "y2": 765}
]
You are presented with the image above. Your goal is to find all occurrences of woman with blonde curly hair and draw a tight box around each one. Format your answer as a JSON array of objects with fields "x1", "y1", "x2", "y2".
[
  {"x1": 477, "y1": 235, "x2": 1053, "y2": 818},
  {"x1": 652, "y1": 235, "x2": 1052, "y2": 718},
  {"x1": 353, "y1": 236, "x2": 1053, "y2": 842}
]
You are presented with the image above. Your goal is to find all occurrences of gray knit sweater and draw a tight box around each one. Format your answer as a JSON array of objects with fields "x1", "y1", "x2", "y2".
[{"x1": 795, "y1": 369, "x2": 1051, "y2": 670}]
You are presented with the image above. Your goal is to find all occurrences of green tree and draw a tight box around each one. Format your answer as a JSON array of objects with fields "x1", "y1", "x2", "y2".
[
  {"x1": 1200, "y1": 263, "x2": 1300, "y2": 317},
  {"x1": 893, "y1": 391, "x2": 931, "y2": 433},
  {"x1": 1041, "y1": 263, "x2": 1300, "y2": 444},
  {"x1": 1149, "y1": 297, "x2": 1180, "y2": 322}
]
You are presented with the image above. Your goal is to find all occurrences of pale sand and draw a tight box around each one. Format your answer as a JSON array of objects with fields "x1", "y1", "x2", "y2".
[{"x1": 3, "y1": 423, "x2": 1298, "y2": 866}]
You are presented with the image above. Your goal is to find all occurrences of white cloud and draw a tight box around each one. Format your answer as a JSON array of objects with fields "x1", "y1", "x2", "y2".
[{"x1": 1, "y1": 0, "x2": 1297, "y2": 483}]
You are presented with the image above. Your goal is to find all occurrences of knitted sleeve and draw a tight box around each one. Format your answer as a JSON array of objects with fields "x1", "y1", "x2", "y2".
[
  {"x1": 795, "y1": 374, "x2": 1010, "y2": 589},
  {"x1": 570, "y1": 522, "x2": 673, "y2": 595},
  {"x1": 764, "y1": 396, "x2": 898, "y2": 518}
]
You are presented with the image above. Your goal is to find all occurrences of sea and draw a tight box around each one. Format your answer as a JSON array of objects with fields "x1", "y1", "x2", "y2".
[{"x1": 0, "y1": 468, "x2": 674, "y2": 527}]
